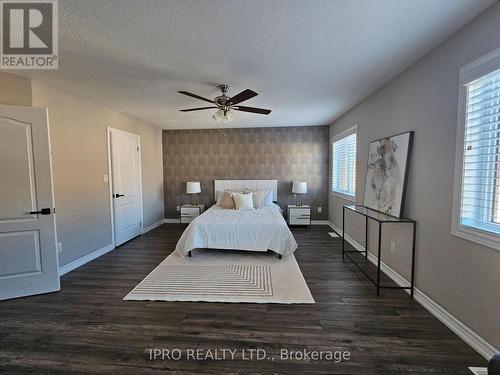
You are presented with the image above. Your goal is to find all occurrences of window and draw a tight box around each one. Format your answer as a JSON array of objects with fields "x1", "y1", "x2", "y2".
[
  {"x1": 452, "y1": 47, "x2": 500, "y2": 251},
  {"x1": 332, "y1": 125, "x2": 357, "y2": 199}
]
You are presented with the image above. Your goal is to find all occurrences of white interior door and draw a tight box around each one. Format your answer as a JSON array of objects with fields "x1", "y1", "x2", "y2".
[
  {"x1": 0, "y1": 104, "x2": 60, "y2": 300},
  {"x1": 108, "y1": 128, "x2": 142, "y2": 246}
]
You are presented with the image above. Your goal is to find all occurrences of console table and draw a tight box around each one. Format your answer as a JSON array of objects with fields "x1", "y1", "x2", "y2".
[{"x1": 342, "y1": 205, "x2": 416, "y2": 297}]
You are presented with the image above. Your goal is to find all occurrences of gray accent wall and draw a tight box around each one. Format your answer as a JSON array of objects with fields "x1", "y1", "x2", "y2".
[
  {"x1": 163, "y1": 126, "x2": 329, "y2": 219},
  {"x1": 329, "y1": 4, "x2": 500, "y2": 349}
]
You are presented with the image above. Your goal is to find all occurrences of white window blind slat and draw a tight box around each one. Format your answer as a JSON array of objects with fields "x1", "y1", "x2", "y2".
[
  {"x1": 332, "y1": 131, "x2": 356, "y2": 197},
  {"x1": 460, "y1": 67, "x2": 500, "y2": 232}
]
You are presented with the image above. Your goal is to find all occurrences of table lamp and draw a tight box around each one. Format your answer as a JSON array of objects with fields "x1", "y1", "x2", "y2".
[
  {"x1": 292, "y1": 181, "x2": 307, "y2": 206},
  {"x1": 186, "y1": 181, "x2": 201, "y2": 205}
]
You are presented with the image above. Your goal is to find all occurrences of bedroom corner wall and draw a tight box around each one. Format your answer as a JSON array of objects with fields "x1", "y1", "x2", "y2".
[
  {"x1": 328, "y1": 3, "x2": 500, "y2": 350},
  {"x1": 30, "y1": 80, "x2": 164, "y2": 268},
  {"x1": 0, "y1": 72, "x2": 32, "y2": 106},
  {"x1": 162, "y1": 126, "x2": 329, "y2": 219}
]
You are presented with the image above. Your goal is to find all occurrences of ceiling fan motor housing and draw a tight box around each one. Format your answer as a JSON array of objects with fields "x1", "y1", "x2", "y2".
[{"x1": 215, "y1": 84, "x2": 231, "y2": 109}]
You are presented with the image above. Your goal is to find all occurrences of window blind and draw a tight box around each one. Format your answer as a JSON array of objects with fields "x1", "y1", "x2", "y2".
[
  {"x1": 332, "y1": 133, "x2": 356, "y2": 196},
  {"x1": 460, "y1": 67, "x2": 500, "y2": 234}
]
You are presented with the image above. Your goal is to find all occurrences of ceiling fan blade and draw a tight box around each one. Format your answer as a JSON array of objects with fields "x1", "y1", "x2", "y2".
[
  {"x1": 178, "y1": 91, "x2": 214, "y2": 104},
  {"x1": 180, "y1": 106, "x2": 217, "y2": 112},
  {"x1": 233, "y1": 105, "x2": 271, "y2": 115},
  {"x1": 229, "y1": 89, "x2": 258, "y2": 105}
]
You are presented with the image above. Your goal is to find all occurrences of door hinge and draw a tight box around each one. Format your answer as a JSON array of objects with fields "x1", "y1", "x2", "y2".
[{"x1": 137, "y1": 146, "x2": 139, "y2": 151}]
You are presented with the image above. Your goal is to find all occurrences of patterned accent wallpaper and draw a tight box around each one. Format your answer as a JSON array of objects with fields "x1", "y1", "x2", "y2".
[{"x1": 162, "y1": 126, "x2": 329, "y2": 219}]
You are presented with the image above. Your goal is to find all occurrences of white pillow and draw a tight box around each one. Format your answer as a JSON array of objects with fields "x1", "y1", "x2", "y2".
[
  {"x1": 232, "y1": 192, "x2": 254, "y2": 210},
  {"x1": 244, "y1": 189, "x2": 271, "y2": 209},
  {"x1": 264, "y1": 190, "x2": 274, "y2": 206}
]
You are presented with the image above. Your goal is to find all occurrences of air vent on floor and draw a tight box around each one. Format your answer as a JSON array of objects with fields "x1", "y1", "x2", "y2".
[{"x1": 469, "y1": 367, "x2": 487, "y2": 375}]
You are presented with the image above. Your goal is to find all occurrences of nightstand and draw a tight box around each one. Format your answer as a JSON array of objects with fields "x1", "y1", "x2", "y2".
[
  {"x1": 288, "y1": 205, "x2": 311, "y2": 226},
  {"x1": 180, "y1": 204, "x2": 205, "y2": 224}
]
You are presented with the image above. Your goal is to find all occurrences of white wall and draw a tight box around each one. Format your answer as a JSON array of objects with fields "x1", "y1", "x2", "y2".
[
  {"x1": 31, "y1": 81, "x2": 164, "y2": 267},
  {"x1": 329, "y1": 3, "x2": 500, "y2": 350},
  {"x1": 0, "y1": 72, "x2": 32, "y2": 106}
]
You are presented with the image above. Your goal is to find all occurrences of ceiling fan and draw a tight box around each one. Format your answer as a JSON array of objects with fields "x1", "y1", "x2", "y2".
[{"x1": 178, "y1": 84, "x2": 271, "y2": 123}]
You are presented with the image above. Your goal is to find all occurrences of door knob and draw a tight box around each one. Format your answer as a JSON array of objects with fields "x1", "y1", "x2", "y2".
[
  {"x1": 114, "y1": 194, "x2": 125, "y2": 198},
  {"x1": 29, "y1": 208, "x2": 52, "y2": 215}
]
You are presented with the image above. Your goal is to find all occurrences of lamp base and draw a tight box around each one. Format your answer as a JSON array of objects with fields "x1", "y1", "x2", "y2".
[
  {"x1": 191, "y1": 193, "x2": 198, "y2": 206},
  {"x1": 295, "y1": 194, "x2": 304, "y2": 206}
]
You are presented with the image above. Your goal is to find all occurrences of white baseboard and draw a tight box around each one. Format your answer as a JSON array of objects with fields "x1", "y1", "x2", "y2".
[
  {"x1": 142, "y1": 219, "x2": 166, "y2": 234},
  {"x1": 165, "y1": 219, "x2": 330, "y2": 225},
  {"x1": 328, "y1": 221, "x2": 497, "y2": 360},
  {"x1": 58, "y1": 243, "x2": 115, "y2": 276},
  {"x1": 164, "y1": 218, "x2": 180, "y2": 223},
  {"x1": 311, "y1": 220, "x2": 330, "y2": 225}
]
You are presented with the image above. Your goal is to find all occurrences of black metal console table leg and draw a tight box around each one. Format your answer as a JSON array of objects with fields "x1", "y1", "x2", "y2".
[
  {"x1": 365, "y1": 215, "x2": 369, "y2": 258},
  {"x1": 376, "y1": 222, "x2": 382, "y2": 297},
  {"x1": 342, "y1": 206, "x2": 345, "y2": 258},
  {"x1": 410, "y1": 222, "x2": 416, "y2": 298}
]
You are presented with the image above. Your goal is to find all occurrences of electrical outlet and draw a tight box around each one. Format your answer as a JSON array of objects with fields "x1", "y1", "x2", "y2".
[
  {"x1": 318, "y1": 206, "x2": 322, "y2": 213},
  {"x1": 390, "y1": 241, "x2": 396, "y2": 253},
  {"x1": 176, "y1": 206, "x2": 180, "y2": 212},
  {"x1": 57, "y1": 242, "x2": 62, "y2": 254}
]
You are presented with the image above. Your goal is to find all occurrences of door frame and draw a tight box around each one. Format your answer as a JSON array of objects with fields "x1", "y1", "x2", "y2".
[{"x1": 106, "y1": 127, "x2": 144, "y2": 246}]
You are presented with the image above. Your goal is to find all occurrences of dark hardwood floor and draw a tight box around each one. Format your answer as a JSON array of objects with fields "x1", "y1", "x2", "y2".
[{"x1": 0, "y1": 224, "x2": 486, "y2": 374}]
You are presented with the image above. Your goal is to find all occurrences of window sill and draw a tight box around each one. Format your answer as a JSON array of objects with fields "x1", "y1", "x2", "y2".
[
  {"x1": 451, "y1": 225, "x2": 500, "y2": 252},
  {"x1": 331, "y1": 191, "x2": 356, "y2": 202}
]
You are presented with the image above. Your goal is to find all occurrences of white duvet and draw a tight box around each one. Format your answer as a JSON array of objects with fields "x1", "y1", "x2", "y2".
[{"x1": 175, "y1": 204, "x2": 298, "y2": 256}]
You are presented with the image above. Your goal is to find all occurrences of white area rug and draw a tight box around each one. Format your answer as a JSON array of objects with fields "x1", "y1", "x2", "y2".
[
  {"x1": 124, "y1": 249, "x2": 315, "y2": 304},
  {"x1": 328, "y1": 232, "x2": 340, "y2": 238}
]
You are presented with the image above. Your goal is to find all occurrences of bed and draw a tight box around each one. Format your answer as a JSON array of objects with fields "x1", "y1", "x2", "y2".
[{"x1": 175, "y1": 180, "x2": 298, "y2": 257}]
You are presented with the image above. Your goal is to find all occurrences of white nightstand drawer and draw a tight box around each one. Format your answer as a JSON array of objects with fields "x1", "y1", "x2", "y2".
[
  {"x1": 181, "y1": 207, "x2": 201, "y2": 216},
  {"x1": 287, "y1": 205, "x2": 311, "y2": 226},
  {"x1": 290, "y1": 210, "x2": 310, "y2": 218},
  {"x1": 180, "y1": 204, "x2": 205, "y2": 224},
  {"x1": 290, "y1": 216, "x2": 310, "y2": 225}
]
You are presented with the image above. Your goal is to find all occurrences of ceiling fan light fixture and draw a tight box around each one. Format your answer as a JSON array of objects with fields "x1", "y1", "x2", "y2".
[
  {"x1": 212, "y1": 109, "x2": 223, "y2": 122},
  {"x1": 212, "y1": 109, "x2": 234, "y2": 123},
  {"x1": 224, "y1": 110, "x2": 234, "y2": 123}
]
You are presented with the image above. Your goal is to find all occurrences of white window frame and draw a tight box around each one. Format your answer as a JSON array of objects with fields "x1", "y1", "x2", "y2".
[
  {"x1": 451, "y1": 46, "x2": 500, "y2": 252},
  {"x1": 331, "y1": 124, "x2": 358, "y2": 202}
]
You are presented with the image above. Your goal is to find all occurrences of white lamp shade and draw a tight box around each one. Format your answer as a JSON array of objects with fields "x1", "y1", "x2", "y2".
[
  {"x1": 186, "y1": 181, "x2": 201, "y2": 194},
  {"x1": 292, "y1": 181, "x2": 307, "y2": 194}
]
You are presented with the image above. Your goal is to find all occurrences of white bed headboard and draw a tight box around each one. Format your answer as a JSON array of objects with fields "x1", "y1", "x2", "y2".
[{"x1": 214, "y1": 180, "x2": 278, "y2": 201}]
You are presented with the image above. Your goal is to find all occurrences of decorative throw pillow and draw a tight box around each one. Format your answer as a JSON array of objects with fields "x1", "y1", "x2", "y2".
[
  {"x1": 244, "y1": 189, "x2": 271, "y2": 209},
  {"x1": 221, "y1": 190, "x2": 236, "y2": 209},
  {"x1": 233, "y1": 192, "x2": 254, "y2": 210}
]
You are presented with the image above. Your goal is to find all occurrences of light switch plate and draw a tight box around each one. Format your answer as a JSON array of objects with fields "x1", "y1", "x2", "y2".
[
  {"x1": 57, "y1": 242, "x2": 62, "y2": 254},
  {"x1": 104, "y1": 174, "x2": 109, "y2": 183}
]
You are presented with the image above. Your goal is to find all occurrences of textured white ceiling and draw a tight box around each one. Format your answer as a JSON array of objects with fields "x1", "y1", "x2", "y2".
[{"x1": 15, "y1": 0, "x2": 496, "y2": 129}]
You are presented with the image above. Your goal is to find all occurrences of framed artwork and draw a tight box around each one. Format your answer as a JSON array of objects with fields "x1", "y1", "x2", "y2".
[{"x1": 363, "y1": 131, "x2": 414, "y2": 218}]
